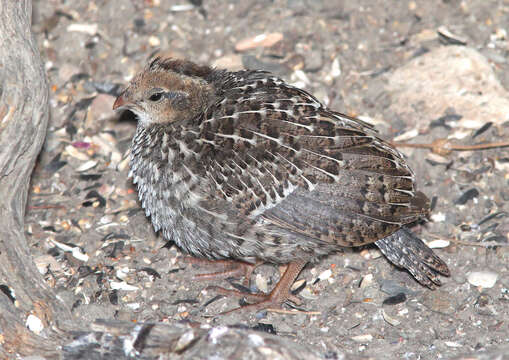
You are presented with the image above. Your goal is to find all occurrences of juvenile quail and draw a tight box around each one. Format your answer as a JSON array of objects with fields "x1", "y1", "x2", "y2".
[{"x1": 113, "y1": 58, "x2": 450, "y2": 311}]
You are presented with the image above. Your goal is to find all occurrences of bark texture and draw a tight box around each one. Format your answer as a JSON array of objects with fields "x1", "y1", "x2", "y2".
[{"x1": 0, "y1": 1, "x2": 72, "y2": 358}]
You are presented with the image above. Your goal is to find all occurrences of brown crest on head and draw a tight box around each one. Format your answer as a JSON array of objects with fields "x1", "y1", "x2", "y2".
[{"x1": 146, "y1": 57, "x2": 214, "y2": 80}]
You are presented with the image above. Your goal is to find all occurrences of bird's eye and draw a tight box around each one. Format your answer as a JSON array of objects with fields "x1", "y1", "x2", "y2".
[{"x1": 148, "y1": 92, "x2": 164, "y2": 102}]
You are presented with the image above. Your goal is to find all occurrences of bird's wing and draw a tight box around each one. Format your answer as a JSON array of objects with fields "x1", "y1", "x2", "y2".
[{"x1": 197, "y1": 71, "x2": 428, "y2": 246}]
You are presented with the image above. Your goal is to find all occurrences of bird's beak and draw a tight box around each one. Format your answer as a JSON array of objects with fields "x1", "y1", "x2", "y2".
[{"x1": 113, "y1": 94, "x2": 127, "y2": 110}]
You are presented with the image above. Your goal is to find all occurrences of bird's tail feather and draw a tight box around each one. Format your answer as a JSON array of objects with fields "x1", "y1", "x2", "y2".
[{"x1": 375, "y1": 227, "x2": 450, "y2": 288}]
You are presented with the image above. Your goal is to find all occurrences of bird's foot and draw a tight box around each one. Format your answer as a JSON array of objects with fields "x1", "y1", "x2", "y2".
[
  {"x1": 205, "y1": 260, "x2": 307, "y2": 314},
  {"x1": 187, "y1": 258, "x2": 262, "y2": 287},
  {"x1": 206, "y1": 286, "x2": 303, "y2": 314}
]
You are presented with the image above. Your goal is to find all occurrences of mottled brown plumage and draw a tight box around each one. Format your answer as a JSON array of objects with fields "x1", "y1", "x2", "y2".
[{"x1": 113, "y1": 57, "x2": 450, "y2": 311}]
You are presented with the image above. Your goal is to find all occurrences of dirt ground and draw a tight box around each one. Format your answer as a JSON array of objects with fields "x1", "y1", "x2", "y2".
[{"x1": 28, "y1": 0, "x2": 509, "y2": 358}]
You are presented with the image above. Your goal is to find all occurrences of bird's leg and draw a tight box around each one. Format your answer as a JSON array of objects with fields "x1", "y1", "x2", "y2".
[
  {"x1": 207, "y1": 260, "x2": 307, "y2": 313},
  {"x1": 188, "y1": 258, "x2": 263, "y2": 286}
]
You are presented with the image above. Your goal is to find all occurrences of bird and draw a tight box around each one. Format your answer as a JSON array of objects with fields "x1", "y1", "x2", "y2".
[{"x1": 113, "y1": 57, "x2": 450, "y2": 312}]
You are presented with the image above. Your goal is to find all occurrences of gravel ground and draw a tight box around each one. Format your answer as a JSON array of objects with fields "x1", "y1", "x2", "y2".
[{"x1": 28, "y1": 1, "x2": 509, "y2": 358}]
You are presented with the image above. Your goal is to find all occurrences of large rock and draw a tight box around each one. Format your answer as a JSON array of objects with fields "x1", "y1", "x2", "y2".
[{"x1": 387, "y1": 46, "x2": 509, "y2": 129}]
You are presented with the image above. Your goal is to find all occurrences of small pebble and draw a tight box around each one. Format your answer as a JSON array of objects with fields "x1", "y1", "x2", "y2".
[
  {"x1": 360, "y1": 248, "x2": 382, "y2": 260},
  {"x1": 303, "y1": 50, "x2": 323, "y2": 72},
  {"x1": 455, "y1": 188, "x2": 480, "y2": 205},
  {"x1": 26, "y1": 315, "x2": 44, "y2": 334},
  {"x1": 174, "y1": 330, "x2": 196, "y2": 352},
  {"x1": 420, "y1": 290, "x2": 456, "y2": 314},
  {"x1": 467, "y1": 270, "x2": 498, "y2": 288},
  {"x1": 148, "y1": 35, "x2": 160, "y2": 47},
  {"x1": 255, "y1": 273, "x2": 268, "y2": 293},
  {"x1": 380, "y1": 280, "x2": 415, "y2": 296},
  {"x1": 383, "y1": 292, "x2": 407, "y2": 306}
]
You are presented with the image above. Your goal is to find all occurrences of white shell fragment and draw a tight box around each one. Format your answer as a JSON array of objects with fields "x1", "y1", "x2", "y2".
[
  {"x1": 318, "y1": 269, "x2": 332, "y2": 282},
  {"x1": 26, "y1": 314, "x2": 44, "y2": 334},
  {"x1": 110, "y1": 281, "x2": 139, "y2": 291},
  {"x1": 426, "y1": 153, "x2": 451, "y2": 165},
  {"x1": 382, "y1": 309, "x2": 401, "y2": 326},
  {"x1": 174, "y1": 330, "x2": 196, "y2": 352},
  {"x1": 67, "y1": 23, "x2": 98, "y2": 36},
  {"x1": 65, "y1": 145, "x2": 90, "y2": 161},
  {"x1": 393, "y1": 128, "x2": 419, "y2": 142},
  {"x1": 330, "y1": 58, "x2": 341, "y2": 78},
  {"x1": 209, "y1": 326, "x2": 229, "y2": 345},
  {"x1": 359, "y1": 274, "x2": 374, "y2": 288},
  {"x1": 430, "y1": 212, "x2": 446, "y2": 222},
  {"x1": 75, "y1": 160, "x2": 98, "y2": 172},
  {"x1": 351, "y1": 334, "x2": 373, "y2": 343},
  {"x1": 299, "y1": 286, "x2": 319, "y2": 300},
  {"x1": 437, "y1": 26, "x2": 467, "y2": 45},
  {"x1": 51, "y1": 239, "x2": 89, "y2": 262},
  {"x1": 116, "y1": 267, "x2": 129, "y2": 280},
  {"x1": 467, "y1": 271, "x2": 498, "y2": 288},
  {"x1": 170, "y1": 4, "x2": 195, "y2": 12},
  {"x1": 426, "y1": 239, "x2": 450, "y2": 249},
  {"x1": 444, "y1": 341, "x2": 463, "y2": 348},
  {"x1": 126, "y1": 303, "x2": 140, "y2": 310},
  {"x1": 291, "y1": 279, "x2": 306, "y2": 292}
]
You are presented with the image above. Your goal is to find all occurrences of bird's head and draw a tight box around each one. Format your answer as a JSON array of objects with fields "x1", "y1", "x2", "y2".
[{"x1": 113, "y1": 57, "x2": 214, "y2": 127}]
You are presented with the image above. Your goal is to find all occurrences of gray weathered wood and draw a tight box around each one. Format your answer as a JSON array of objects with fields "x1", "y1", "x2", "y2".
[
  {"x1": 62, "y1": 319, "x2": 324, "y2": 359},
  {"x1": 0, "y1": 1, "x2": 72, "y2": 358}
]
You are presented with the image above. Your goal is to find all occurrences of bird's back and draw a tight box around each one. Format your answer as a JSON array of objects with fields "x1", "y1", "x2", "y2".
[{"x1": 196, "y1": 70, "x2": 429, "y2": 246}]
